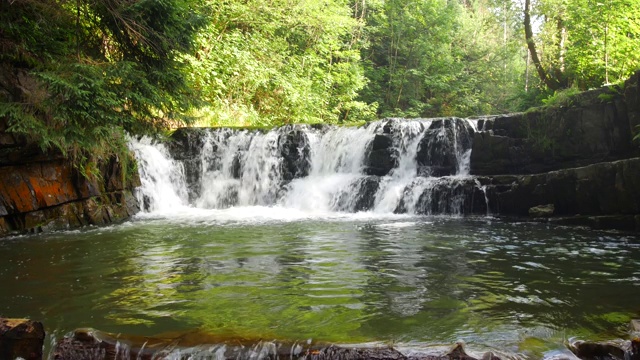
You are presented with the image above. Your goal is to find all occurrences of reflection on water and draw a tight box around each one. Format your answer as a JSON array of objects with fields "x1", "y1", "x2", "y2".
[{"x1": 0, "y1": 212, "x2": 639, "y2": 358}]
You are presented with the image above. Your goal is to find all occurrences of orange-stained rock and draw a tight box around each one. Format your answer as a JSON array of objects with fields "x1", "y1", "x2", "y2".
[
  {"x1": 0, "y1": 153, "x2": 141, "y2": 237},
  {"x1": 0, "y1": 217, "x2": 8, "y2": 235},
  {"x1": 0, "y1": 318, "x2": 45, "y2": 360},
  {"x1": 0, "y1": 161, "x2": 78, "y2": 214},
  {"x1": 0, "y1": 170, "x2": 39, "y2": 213},
  {"x1": 3, "y1": 190, "x2": 139, "y2": 234}
]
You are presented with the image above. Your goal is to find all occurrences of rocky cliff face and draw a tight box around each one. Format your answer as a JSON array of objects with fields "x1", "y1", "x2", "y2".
[
  {"x1": 475, "y1": 158, "x2": 640, "y2": 230},
  {"x1": 468, "y1": 71, "x2": 640, "y2": 230},
  {"x1": 0, "y1": 121, "x2": 140, "y2": 237},
  {"x1": 471, "y1": 72, "x2": 640, "y2": 176}
]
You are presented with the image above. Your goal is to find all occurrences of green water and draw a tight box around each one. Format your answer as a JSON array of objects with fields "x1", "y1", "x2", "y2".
[{"x1": 1, "y1": 212, "x2": 639, "y2": 357}]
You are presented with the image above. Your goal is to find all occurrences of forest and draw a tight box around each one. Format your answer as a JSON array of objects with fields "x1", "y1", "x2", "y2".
[{"x1": 1, "y1": 0, "x2": 639, "y2": 165}]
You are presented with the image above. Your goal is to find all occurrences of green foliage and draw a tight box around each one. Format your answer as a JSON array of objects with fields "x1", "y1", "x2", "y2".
[
  {"x1": 2, "y1": 0, "x2": 638, "y2": 160},
  {"x1": 358, "y1": 0, "x2": 527, "y2": 118},
  {"x1": 540, "y1": 86, "x2": 582, "y2": 108},
  {"x1": 0, "y1": 0, "x2": 204, "y2": 172},
  {"x1": 186, "y1": 0, "x2": 375, "y2": 127},
  {"x1": 525, "y1": 0, "x2": 640, "y2": 91},
  {"x1": 564, "y1": 0, "x2": 640, "y2": 88}
]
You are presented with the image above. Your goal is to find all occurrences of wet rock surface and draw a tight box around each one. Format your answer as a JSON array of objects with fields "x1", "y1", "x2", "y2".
[
  {"x1": 0, "y1": 150, "x2": 140, "y2": 237},
  {"x1": 363, "y1": 134, "x2": 397, "y2": 176},
  {"x1": 416, "y1": 118, "x2": 473, "y2": 177},
  {"x1": 51, "y1": 329, "x2": 503, "y2": 360},
  {"x1": 0, "y1": 318, "x2": 45, "y2": 360},
  {"x1": 476, "y1": 157, "x2": 640, "y2": 229},
  {"x1": 279, "y1": 128, "x2": 312, "y2": 181},
  {"x1": 471, "y1": 71, "x2": 640, "y2": 176},
  {"x1": 569, "y1": 339, "x2": 640, "y2": 360}
]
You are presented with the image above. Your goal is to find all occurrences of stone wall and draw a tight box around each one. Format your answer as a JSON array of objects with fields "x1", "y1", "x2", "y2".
[
  {"x1": 471, "y1": 71, "x2": 640, "y2": 176},
  {"x1": 0, "y1": 124, "x2": 140, "y2": 237},
  {"x1": 468, "y1": 71, "x2": 640, "y2": 230},
  {"x1": 476, "y1": 158, "x2": 640, "y2": 230}
]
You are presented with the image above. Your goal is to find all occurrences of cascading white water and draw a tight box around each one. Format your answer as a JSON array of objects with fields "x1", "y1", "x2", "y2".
[
  {"x1": 129, "y1": 137, "x2": 189, "y2": 212},
  {"x1": 130, "y1": 118, "x2": 487, "y2": 216},
  {"x1": 372, "y1": 120, "x2": 430, "y2": 213},
  {"x1": 194, "y1": 129, "x2": 283, "y2": 208},
  {"x1": 280, "y1": 125, "x2": 378, "y2": 212}
]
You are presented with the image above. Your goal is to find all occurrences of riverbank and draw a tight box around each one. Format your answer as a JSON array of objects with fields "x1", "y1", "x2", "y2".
[{"x1": 3, "y1": 317, "x2": 640, "y2": 360}]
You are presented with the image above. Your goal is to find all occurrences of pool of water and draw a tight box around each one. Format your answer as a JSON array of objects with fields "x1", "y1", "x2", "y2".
[{"x1": 1, "y1": 208, "x2": 639, "y2": 358}]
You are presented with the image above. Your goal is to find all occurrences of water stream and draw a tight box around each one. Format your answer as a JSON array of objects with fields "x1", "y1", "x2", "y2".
[{"x1": 1, "y1": 119, "x2": 639, "y2": 359}]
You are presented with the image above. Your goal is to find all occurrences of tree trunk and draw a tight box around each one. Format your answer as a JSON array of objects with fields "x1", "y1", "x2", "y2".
[{"x1": 524, "y1": 0, "x2": 563, "y2": 91}]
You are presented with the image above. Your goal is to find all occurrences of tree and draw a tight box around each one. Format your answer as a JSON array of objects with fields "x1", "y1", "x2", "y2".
[
  {"x1": 0, "y1": 0, "x2": 205, "y2": 167},
  {"x1": 186, "y1": 0, "x2": 374, "y2": 126},
  {"x1": 565, "y1": 0, "x2": 640, "y2": 88},
  {"x1": 523, "y1": 0, "x2": 640, "y2": 91},
  {"x1": 524, "y1": 0, "x2": 567, "y2": 91},
  {"x1": 358, "y1": 0, "x2": 526, "y2": 118}
]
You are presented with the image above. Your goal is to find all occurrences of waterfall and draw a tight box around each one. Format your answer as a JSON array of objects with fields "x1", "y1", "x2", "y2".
[
  {"x1": 129, "y1": 137, "x2": 189, "y2": 212},
  {"x1": 130, "y1": 118, "x2": 489, "y2": 216}
]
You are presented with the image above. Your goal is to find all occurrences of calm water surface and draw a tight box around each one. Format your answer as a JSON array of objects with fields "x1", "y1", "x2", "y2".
[{"x1": 1, "y1": 209, "x2": 639, "y2": 358}]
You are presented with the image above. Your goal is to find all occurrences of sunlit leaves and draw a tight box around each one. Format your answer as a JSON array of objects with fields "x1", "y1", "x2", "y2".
[
  {"x1": 525, "y1": 0, "x2": 640, "y2": 90},
  {"x1": 359, "y1": 0, "x2": 527, "y2": 118},
  {"x1": 186, "y1": 0, "x2": 373, "y2": 126}
]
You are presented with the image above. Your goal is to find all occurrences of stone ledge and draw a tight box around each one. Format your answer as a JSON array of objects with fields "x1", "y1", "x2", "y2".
[{"x1": 0, "y1": 190, "x2": 140, "y2": 236}]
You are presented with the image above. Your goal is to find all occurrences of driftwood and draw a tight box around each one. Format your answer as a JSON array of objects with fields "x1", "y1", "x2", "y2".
[{"x1": 51, "y1": 328, "x2": 500, "y2": 360}]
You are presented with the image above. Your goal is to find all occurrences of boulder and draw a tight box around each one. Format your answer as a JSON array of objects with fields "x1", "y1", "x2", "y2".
[
  {"x1": 528, "y1": 204, "x2": 554, "y2": 218},
  {"x1": 569, "y1": 340, "x2": 628, "y2": 360},
  {"x1": 0, "y1": 318, "x2": 45, "y2": 360},
  {"x1": 416, "y1": 118, "x2": 474, "y2": 176},
  {"x1": 279, "y1": 128, "x2": 311, "y2": 181},
  {"x1": 363, "y1": 134, "x2": 397, "y2": 176}
]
